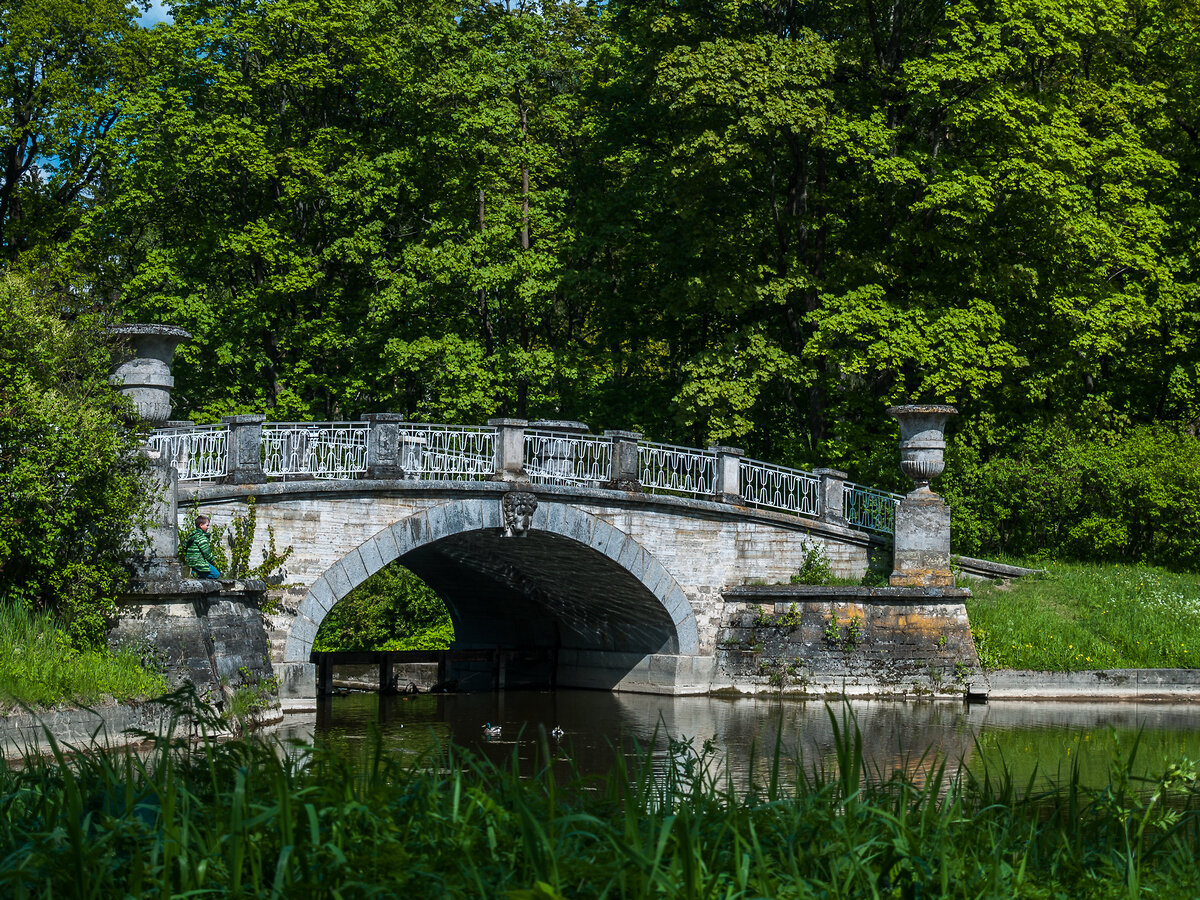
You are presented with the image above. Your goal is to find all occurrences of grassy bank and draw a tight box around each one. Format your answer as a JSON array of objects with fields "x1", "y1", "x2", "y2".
[
  {"x1": 0, "y1": 603, "x2": 167, "y2": 710},
  {"x1": 966, "y1": 560, "x2": 1200, "y2": 671},
  {"x1": 2, "y1": 709, "x2": 1198, "y2": 898}
]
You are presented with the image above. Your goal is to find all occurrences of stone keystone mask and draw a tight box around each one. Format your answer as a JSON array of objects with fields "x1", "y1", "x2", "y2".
[{"x1": 502, "y1": 491, "x2": 538, "y2": 537}]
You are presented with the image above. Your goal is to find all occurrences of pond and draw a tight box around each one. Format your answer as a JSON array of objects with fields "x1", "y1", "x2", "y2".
[{"x1": 271, "y1": 690, "x2": 1200, "y2": 794}]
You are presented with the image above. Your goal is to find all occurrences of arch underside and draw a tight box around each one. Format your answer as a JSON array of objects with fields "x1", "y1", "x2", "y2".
[
  {"x1": 404, "y1": 530, "x2": 679, "y2": 655},
  {"x1": 285, "y1": 499, "x2": 700, "y2": 677}
]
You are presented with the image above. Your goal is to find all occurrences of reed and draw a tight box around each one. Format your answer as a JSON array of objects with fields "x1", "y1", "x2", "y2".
[{"x1": 1, "y1": 703, "x2": 1198, "y2": 898}]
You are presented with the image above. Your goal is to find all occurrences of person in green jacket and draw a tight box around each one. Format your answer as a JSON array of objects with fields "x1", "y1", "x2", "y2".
[{"x1": 183, "y1": 515, "x2": 221, "y2": 578}]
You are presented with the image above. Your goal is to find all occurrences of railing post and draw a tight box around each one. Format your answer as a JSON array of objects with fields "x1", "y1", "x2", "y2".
[
  {"x1": 489, "y1": 418, "x2": 528, "y2": 482},
  {"x1": 362, "y1": 413, "x2": 404, "y2": 479},
  {"x1": 222, "y1": 414, "x2": 267, "y2": 484},
  {"x1": 814, "y1": 468, "x2": 848, "y2": 525},
  {"x1": 710, "y1": 446, "x2": 744, "y2": 504},
  {"x1": 603, "y1": 429, "x2": 642, "y2": 491}
]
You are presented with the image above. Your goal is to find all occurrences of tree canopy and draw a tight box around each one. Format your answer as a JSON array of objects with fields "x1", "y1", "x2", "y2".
[{"x1": 3, "y1": 0, "x2": 1200, "y2": 568}]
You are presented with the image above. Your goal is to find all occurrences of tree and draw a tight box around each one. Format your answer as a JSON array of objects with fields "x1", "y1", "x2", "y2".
[
  {"x1": 0, "y1": 276, "x2": 148, "y2": 646},
  {"x1": 0, "y1": 0, "x2": 147, "y2": 265}
]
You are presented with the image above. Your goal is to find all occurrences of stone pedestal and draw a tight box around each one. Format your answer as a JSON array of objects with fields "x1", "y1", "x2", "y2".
[
  {"x1": 888, "y1": 404, "x2": 957, "y2": 587},
  {"x1": 815, "y1": 468, "x2": 847, "y2": 525},
  {"x1": 222, "y1": 414, "x2": 267, "y2": 484},
  {"x1": 604, "y1": 430, "x2": 643, "y2": 491},
  {"x1": 890, "y1": 492, "x2": 954, "y2": 587},
  {"x1": 135, "y1": 449, "x2": 187, "y2": 580},
  {"x1": 489, "y1": 418, "x2": 528, "y2": 482},
  {"x1": 110, "y1": 578, "x2": 279, "y2": 718}
]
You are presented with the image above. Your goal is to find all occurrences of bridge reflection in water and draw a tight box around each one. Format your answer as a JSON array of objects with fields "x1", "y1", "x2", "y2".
[{"x1": 270, "y1": 693, "x2": 1200, "y2": 795}]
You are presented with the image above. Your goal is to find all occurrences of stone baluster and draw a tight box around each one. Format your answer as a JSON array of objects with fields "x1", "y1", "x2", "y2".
[
  {"x1": 710, "y1": 446, "x2": 744, "y2": 504},
  {"x1": 362, "y1": 413, "x2": 405, "y2": 479},
  {"x1": 604, "y1": 430, "x2": 642, "y2": 491},
  {"x1": 223, "y1": 414, "x2": 267, "y2": 484},
  {"x1": 815, "y1": 468, "x2": 848, "y2": 525},
  {"x1": 489, "y1": 418, "x2": 528, "y2": 482}
]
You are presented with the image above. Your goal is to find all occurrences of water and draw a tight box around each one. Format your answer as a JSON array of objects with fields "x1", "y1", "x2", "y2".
[{"x1": 271, "y1": 690, "x2": 1200, "y2": 793}]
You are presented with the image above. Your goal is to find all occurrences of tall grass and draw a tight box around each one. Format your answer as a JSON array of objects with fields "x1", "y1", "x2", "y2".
[
  {"x1": 1, "y1": 703, "x2": 1198, "y2": 898},
  {"x1": 966, "y1": 560, "x2": 1200, "y2": 670},
  {"x1": 0, "y1": 603, "x2": 167, "y2": 709}
]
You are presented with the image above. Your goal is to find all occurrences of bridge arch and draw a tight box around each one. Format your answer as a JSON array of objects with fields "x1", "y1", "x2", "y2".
[{"x1": 283, "y1": 497, "x2": 700, "y2": 666}]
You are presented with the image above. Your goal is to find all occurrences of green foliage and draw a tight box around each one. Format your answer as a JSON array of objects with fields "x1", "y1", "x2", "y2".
[
  {"x1": 0, "y1": 602, "x2": 166, "y2": 708},
  {"x1": 944, "y1": 423, "x2": 1200, "y2": 569},
  {"x1": 224, "y1": 498, "x2": 294, "y2": 582},
  {"x1": 2, "y1": 0, "x2": 1198, "y2": 576},
  {"x1": 2, "y1": 712, "x2": 1200, "y2": 897},
  {"x1": 0, "y1": 0, "x2": 148, "y2": 266},
  {"x1": 0, "y1": 276, "x2": 149, "y2": 647},
  {"x1": 966, "y1": 560, "x2": 1200, "y2": 670},
  {"x1": 314, "y1": 565, "x2": 454, "y2": 652},
  {"x1": 790, "y1": 541, "x2": 834, "y2": 585}
]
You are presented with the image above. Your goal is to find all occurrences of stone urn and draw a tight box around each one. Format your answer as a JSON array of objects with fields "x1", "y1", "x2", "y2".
[
  {"x1": 888, "y1": 404, "x2": 956, "y2": 494},
  {"x1": 107, "y1": 324, "x2": 192, "y2": 427}
]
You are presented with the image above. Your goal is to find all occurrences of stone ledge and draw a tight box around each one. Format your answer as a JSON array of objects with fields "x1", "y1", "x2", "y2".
[
  {"x1": 985, "y1": 668, "x2": 1200, "y2": 700},
  {"x1": 724, "y1": 585, "x2": 973, "y2": 602},
  {"x1": 952, "y1": 555, "x2": 1045, "y2": 580}
]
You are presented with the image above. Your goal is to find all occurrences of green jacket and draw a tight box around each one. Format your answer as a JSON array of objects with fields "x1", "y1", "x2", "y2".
[{"x1": 183, "y1": 528, "x2": 216, "y2": 570}]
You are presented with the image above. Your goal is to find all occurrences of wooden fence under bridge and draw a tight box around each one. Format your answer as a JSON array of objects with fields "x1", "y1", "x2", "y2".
[{"x1": 310, "y1": 648, "x2": 559, "y2": 695}]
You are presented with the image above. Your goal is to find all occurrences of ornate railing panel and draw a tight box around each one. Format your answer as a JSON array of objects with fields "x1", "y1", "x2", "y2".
[
  {"x1": 638, "y1": 441, "x2": 717, "y2": 497},
  {"x1": 843, "y1": 482, "x2": 903, "y2": 535},
  {"x1": 148, "y1": 425, "x2": 228, "y2": 483},
  {"x1": 398, "y1": 423, "x2": 495, "y2": 481},
  {"x1": 740, "y1": 458, "x2": 821, "y2": 519},
  {"x1": 261, "y1": 422, "x2": 369, "y2": 480},
  {"x1": 524, "y1": 430, "x2": 612, "y2": 486}
]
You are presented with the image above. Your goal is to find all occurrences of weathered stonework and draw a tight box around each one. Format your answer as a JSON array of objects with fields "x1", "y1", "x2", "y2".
[
  {"x1": 178, "y1": 480, "x2": 896, "y2": 698},
  {"x1": 109, "y1": 578, "x2": 280, "y2": 716},
  {"x1": 716, "y1": 585, "x2": 985, "y2": 697}
]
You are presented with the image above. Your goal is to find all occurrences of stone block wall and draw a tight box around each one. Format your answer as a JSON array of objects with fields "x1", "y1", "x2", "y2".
[
  {"x1": 109, "y1": 579, "x2": 279, "y2": 715},
  {"x1": 713, "y1": 586, "x2": 984, "y2": 697}
]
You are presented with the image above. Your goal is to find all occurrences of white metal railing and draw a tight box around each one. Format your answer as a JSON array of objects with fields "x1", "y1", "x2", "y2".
[
  {"x1": 843, "y1": 482, "x2": 902, "y2": 535},
  {"x1": 152, "y1": 419, "x2": 901, "y2": 539},
  {"x1": 398, "y1": 423, "x2": 495, "y2": 481},
  {"x1": 638, "y1": 441, "x2": 717, "y2": 497},
  {"x1": 261, "y1": 422, "x2": 369, "y2": 479},
  {"x1": 740, "y1": 458, "x2": 821, "y2": 518},
  {"x1": 148, "y1": 424, "x2": 228, "y2": 483},
  {"x1": 524, "y1": 430, "x2": 612, "y2": 486}
]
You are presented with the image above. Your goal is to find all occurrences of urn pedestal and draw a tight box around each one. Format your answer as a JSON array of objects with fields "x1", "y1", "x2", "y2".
[{"x1": 888, "y1": 405, "x2": 956, "y2": 587}]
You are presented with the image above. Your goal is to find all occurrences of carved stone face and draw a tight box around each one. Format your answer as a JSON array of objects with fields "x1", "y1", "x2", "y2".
[{"x1": 502, "y1": 491, "x2": 538, "y2": 537}]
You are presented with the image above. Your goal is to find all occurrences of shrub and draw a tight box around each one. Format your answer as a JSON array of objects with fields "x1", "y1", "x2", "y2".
[
  {"x1": 0, "y1": 277, "x2": 149, "y2": 646},
  {"x1": 791, "y1": 542, "x2": 834, "y2": 585},
  {"x1": 943, "y1": 422, "x2": 1200, "y2": 570}
]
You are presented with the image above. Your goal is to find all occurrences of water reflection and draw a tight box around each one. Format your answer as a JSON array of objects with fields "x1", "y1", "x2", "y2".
[{"x1": 270, "y1": 691, "x2": 1200, "y2": 794}]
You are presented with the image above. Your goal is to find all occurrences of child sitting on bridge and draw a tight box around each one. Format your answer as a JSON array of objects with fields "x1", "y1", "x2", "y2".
[{"x1": 182, "y1": 515, "x2": 221, "y2": 579}]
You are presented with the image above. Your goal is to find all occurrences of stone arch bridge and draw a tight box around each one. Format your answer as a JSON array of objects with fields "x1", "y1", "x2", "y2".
[{"x1": 157, "y1": 417, "x2": 957, "y2": 698}]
